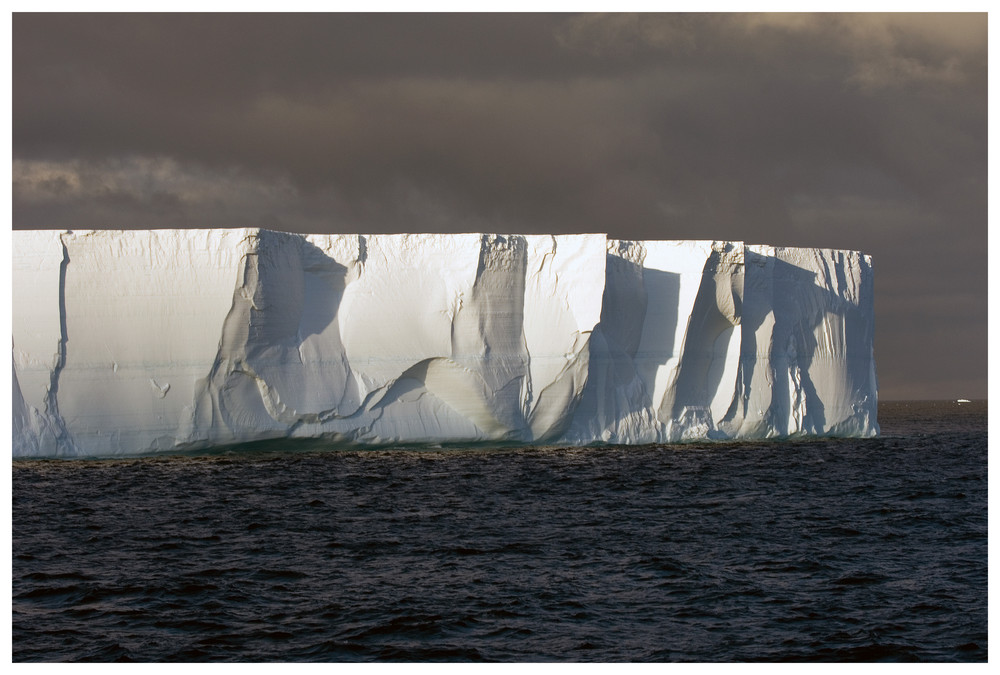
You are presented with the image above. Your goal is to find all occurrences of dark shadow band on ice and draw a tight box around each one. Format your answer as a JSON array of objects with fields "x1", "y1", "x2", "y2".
[{"x1": 12, "y1": 229, "x2": 878, "y2": 458}]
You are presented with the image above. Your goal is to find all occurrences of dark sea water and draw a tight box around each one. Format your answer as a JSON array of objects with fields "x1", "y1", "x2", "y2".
[{"x1": 12, "y1": 400, "x2": 987, "y2": 662}]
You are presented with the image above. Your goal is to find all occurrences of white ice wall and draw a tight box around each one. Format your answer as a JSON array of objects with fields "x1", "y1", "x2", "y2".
[
  {"x1": 13, "y1": 231, "x2": 67, "y2": 455},
  {"x1": 12, "y1": 229, "x2": 877, "y2": 457}
]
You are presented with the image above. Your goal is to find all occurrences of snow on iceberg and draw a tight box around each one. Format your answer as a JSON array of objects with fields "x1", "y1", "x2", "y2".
[{"x1": 12, "y1": 229, "x2": 878, "y2": 457}]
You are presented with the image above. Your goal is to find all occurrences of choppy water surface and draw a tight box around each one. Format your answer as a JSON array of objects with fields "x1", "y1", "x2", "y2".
[{"x1": 13, "y1": 401, "x2": 987, "y2": 661}]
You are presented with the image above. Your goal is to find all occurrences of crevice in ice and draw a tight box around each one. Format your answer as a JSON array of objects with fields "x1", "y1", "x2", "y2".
[
  {"x1": 454, "y1": 233, "x2": 531, "y2": 437},
  {"x1": 520, "y1": 329, "x2": 533, "y2": 416},
  {"x1": 357, "y1": 234, "x2": 368, "y2": 267},
  {"x1": 31, "y1": 234, "x2": 78, "y2": 455},
  {"x1": 660, "y1": 244, "x2": 743, "y2": 438},
  {"x1": 715, "y1": 248, "x2": 770, "y2": 436},
  {"x1": 46, "y1": 236, "x2": 70, "y2": 419}
]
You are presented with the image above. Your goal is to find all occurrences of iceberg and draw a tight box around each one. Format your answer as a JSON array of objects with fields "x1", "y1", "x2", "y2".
[{"x1": 12, "y1": 229, "x2": 878, "y2": 457}]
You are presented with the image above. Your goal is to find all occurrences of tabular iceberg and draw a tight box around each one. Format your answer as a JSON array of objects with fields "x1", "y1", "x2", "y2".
[{"x1": 12, "y1": 229, "x2": 878, "y2": 457}]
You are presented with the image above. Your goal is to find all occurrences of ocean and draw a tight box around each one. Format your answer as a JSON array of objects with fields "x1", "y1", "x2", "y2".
[{"x1": 12, "y1": 400, "x2": 987, "y2": 662}]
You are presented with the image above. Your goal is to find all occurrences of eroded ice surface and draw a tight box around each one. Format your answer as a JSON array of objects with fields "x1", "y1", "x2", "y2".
[{"x1": 12, "y1": 229, "x2": 878, "y2": 457}]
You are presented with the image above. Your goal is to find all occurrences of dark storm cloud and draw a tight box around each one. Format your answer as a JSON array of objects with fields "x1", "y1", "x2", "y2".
[{"x1": 11, "y1": 13, "x2": 987, "y2": 400}]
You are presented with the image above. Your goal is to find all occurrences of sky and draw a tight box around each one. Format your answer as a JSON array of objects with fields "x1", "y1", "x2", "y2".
[{"x1": 11, "y1": 12, "x2": 988, "y2": 400}]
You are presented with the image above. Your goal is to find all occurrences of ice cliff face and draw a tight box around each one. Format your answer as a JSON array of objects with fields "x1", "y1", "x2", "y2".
[{"x1": 12, "y1": 229, "x2": 878, "y2": 457}]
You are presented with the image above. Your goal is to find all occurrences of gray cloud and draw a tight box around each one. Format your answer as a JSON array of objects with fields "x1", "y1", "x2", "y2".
[{"x1": 11, "y1": 12, "x2": 987, "y2": 400}]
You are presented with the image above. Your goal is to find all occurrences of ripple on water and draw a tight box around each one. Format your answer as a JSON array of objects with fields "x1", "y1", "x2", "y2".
[{"x1": 12, "y1": 402, "x2": 988, "y2": 661}]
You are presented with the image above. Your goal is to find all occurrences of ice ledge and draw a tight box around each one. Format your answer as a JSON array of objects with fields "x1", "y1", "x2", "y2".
[{"x1": 12, "y1": 229, "x2": 878, "y2": 457}]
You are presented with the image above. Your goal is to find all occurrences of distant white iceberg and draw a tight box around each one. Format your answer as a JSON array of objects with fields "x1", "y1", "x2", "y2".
[{"x1": 12, "y1": 229, "x2": 878, "y2": 457}]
